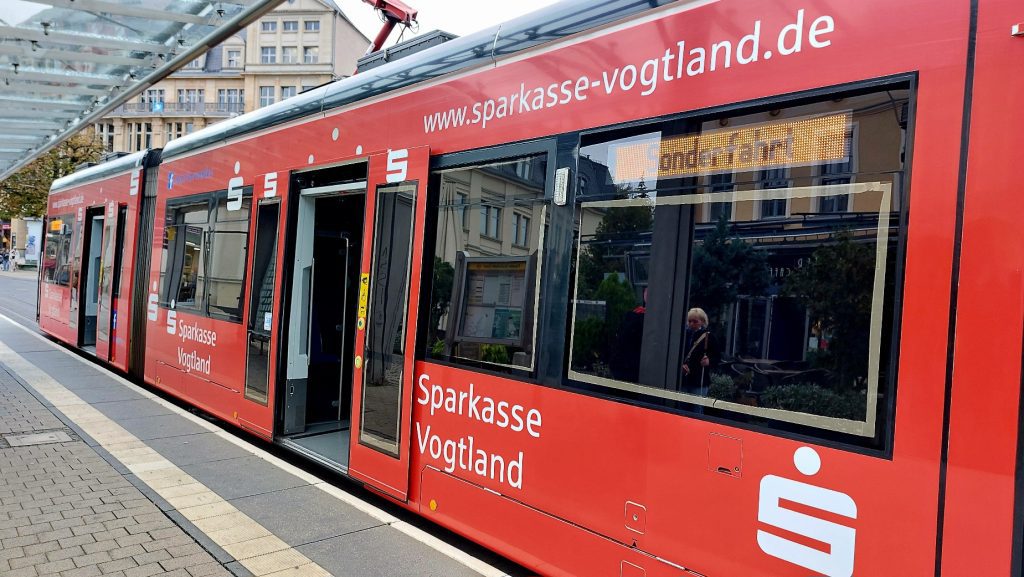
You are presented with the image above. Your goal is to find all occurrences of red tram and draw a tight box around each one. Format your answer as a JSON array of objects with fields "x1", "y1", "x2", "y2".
[{"x1": 38, "y1": 0, "x2": 1024, "y2": 575}]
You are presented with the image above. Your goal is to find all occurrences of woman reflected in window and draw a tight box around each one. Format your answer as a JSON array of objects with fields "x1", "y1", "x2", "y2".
[{"x1": 682, "y1": 307, "x2": 719, "y2": 395}]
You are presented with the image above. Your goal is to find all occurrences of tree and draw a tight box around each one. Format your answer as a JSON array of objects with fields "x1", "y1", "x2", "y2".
[
  {"x1": 689, "y1": 216, "x2": 769, "y2": 333},
  {"x1": 784, "y1": 231, "x2": 875, "y2": 386},
  {"x1": 0, "y1": 133, "x2": 104, "y2": 219},
  {"x1": 576, "y1": 200, "x2": 654, "y2": 299}
]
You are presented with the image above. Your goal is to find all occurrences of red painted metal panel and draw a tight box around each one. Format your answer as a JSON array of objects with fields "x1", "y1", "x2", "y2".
[
  {"x1": 347, "y1": 146, "x2": 430, "y2": 501},
  {"x1": 942, "y1": 0, "x2": 1024, "y2": 573}
]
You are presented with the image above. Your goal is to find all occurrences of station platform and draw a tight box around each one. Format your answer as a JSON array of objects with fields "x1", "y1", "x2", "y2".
[{"x1": 0, "y1": 313, "x2": 524, "y2": 577}]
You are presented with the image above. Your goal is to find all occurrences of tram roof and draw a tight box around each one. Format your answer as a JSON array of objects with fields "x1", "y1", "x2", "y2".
[
  {"x1": 50, "y1": 150, "x2": 152, "y2": 194},
  {"x1": 161, "y1": 0, "x2": 675, "y2": 162}
]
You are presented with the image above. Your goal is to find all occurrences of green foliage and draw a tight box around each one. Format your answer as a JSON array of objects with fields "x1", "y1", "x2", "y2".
[
  {"x1": 785, "y1": 231, "x2": 875, "y2": 386},
  {"x1": 596, "y1": 275, "x2": 639, "y2": 336},
  {"x1": 571, "y1": 316, "x2": 607, "y2": 370},
  {"x1": 689, "y1": 217, "x2": 769, "y2": 333},
  {"x1": 759, "y1": 382, "x2": 865, "y2": 421},
  {"x1": 427, "y1": 257, "x2": 455, "y2": 346},
  {"x1": 0, "y1": 133, "x2": 104, "y2": 218},
  {"x1": 576, "y1": 203, "x2": 653, "y2": 299},
  {"x1": 480, "y1": 344, "x2": 510, "y2": 365},
  {"x1": 570, "y1": 275, "x2": 639, "y2": 371},
  {"x1": 707, "y1": 372, "x2": 738, "y2": 400}
]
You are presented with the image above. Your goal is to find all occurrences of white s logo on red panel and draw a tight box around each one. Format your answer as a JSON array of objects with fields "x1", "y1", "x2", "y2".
[
  {"x1": 757, "y1": 447, "x2": 857, "y2": 577},
  {"x1": 386, "y1": 148, "x2": 409, "y2": 183}
]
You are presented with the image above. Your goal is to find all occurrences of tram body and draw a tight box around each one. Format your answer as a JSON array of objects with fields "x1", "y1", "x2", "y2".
[{"x1": 40, "y1": 0, "x2": 1024, "y2": 575}]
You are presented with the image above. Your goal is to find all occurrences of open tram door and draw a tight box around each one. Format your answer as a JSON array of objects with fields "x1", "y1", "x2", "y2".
[
  {"x1": 348, "y1": 147, "x2": 429, "y2": 501},
  {"x1": 95, "y1": 202, "x2": 127, "y2": 362}
]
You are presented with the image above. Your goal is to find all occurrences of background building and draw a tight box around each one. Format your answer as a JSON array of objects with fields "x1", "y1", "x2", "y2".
[{"x1": 92, "y1": 0, "x2": 369, "y2": 154}]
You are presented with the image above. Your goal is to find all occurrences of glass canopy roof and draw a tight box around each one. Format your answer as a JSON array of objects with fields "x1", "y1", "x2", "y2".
[{"x1": 0, "y1": 0, "x2": 285, "y2": 182}]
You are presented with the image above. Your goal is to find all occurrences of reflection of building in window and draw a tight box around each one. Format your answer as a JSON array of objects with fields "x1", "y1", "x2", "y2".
[
  {"x1": 706, "y1": 172, "x2": 734, "y2": 223},
  {"x1": 818, "y1": 128, "x2": 856, "y2": 213},
  {"x1": 758, "y1": 167, "x2": 790, "y2": 218},
  {"x1": 428, "y1": 155, "x2": 548, "y2": 373},
  {"x1": 480, "y1": 203, "x2": 502, "y2": 239}
]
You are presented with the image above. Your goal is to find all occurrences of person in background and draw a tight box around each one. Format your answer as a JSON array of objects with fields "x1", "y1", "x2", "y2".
[
  {"x1": 609, "y1": 288, "x2": 647, "y2": 382},
  {"x1": 682, "y1": 307, "x2": 719, "y2": 395},
  {"x1": 9, "y1": 248, "x2": 17, "y2": 272}
]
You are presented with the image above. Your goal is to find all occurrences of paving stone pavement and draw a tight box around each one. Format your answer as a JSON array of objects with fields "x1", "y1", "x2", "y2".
[{"x1": 0, "y1": 363, "x2": 235, "y2": 577}]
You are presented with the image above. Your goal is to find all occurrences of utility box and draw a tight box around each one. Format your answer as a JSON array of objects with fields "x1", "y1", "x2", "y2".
[{"x1": 357, "y1": 30, "x2": 458, "y2": 73}]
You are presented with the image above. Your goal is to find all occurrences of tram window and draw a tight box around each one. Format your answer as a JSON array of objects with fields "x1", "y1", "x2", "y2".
[
  {"x1": 569, "y1": 85, "x2": 909, "y2": 444},
  {"x1": 161, "y1": 201, "x2": 209, "y2": 312},
  {"x1": 425, "y1": 156, "x2": 548, "y2": 373},
  {"x1": 159, "y1": 187, "x2": 253, "y2": 322},
  {"x1": 207, "y1": 197, "x2": 252, "y2": 322},
  {"x1": 43, "y1": 214, "x2": 74, "y2": 286}
]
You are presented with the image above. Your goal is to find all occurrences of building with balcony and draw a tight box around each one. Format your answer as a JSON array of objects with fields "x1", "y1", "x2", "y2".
[{"x1": 92, "y1": 0, "x2": 369, "y2": 153}]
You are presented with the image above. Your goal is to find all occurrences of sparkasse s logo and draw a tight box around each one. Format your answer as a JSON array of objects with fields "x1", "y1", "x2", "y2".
[{"x1": 757, "y1": 446, "x2": 857, "y2": 577}]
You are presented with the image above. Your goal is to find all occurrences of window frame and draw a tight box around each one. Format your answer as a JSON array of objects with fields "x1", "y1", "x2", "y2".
[
  {"x1": 564, "y1": 77, "x2": 915, "y2": 453},
  {"x1": 158, "y1": 188, "x2": 254, "y2": 324},
  {"x1": 419, "y1": 140, "x2": 558, "y2": 381}
]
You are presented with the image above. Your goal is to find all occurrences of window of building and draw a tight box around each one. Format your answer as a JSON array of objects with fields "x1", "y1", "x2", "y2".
[
  {"x1": 303, "y1": 46, "x2": 319, "y2": 64},
  {"x1": 280, "y1": 86, "x2": 296, "y2": 100},
  {"x1": 42, "y1": 214, "x2": 74, "y2": 286},
  {"x1": 176, "y1": 89, "x2": 204, "y2": 113},
  {"x1": 126, "y1": 122, "x2": 152, "y2": 152},
  {"x1": 260, "y1": 46, "x2": 276, "y2": 64},
  {"x1": 568, "y1": 85, "x2": 909, "y2": 447},
  {"x1": 261, "y1": 20, "x2": 277, "y2": 32},
  {"x1": 304, "y1": 20, "x2": 320, "y2": 32},
  {"x1": 281, "y1": 46, "x2": 298, "y2": 64},
  {"x1": 94, "y1": 123, "x2": 114, "y2": 152},
  {"x1": 818, "y1": 127, "x2": 856, "y2": 213},
  {"x1": 226, "y1": 50, "x2": 241, "y2": 68},
  {"x1": 216, "y1": 89, "x2": 243, "y2": 113},
  {"x1": 706, "y1": 172, "x2": 734, "y2": 223},
  {"x1": 513, "y1": 213, "x2": 530, "y2": 246},
  {"x1": 283, "y1": 20, "x2": 298, "y2": 32},
  {"x1": 159, "y1": 189, "x2": 253, "y2": 322},
  {"x1": 425, "y1": 155, "x2": 548, "y2": 373},
  {"x1": 259, "y1": 86, "x2": 275, "y2": 108},
  {"x1": 185, "y1": 56, "x2": 204, "y2": 69},
  {"x1": 758, "y1": 168, "x2": 790, "y2": 218},
  {"x1": 479, "y1": 202, "x2": 501, "y2": 240},
  {"x1": 166, "y1": 122, "x2": 184, "y2": 142}
]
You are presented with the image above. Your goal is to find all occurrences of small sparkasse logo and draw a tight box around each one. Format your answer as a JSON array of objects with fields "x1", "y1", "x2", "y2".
[{"x1": 168, "y1": 168, "x2": 213, "y2": 190}]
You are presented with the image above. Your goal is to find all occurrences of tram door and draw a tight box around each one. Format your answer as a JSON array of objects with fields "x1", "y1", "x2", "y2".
[
  {"x1": 95, "y1": 203, "x2": 125, "y2": 362},
  {"x1": 282, "y1": 178, "x2": 366, "y2": 470},
  {"x1": 79, "y1": 207, "x2": 105, "y2": 349},
  {"x1": 348, "y1": 147, "x2": 429, "y2": 501}
]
